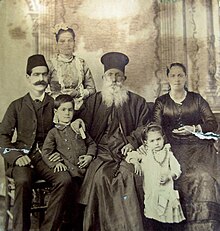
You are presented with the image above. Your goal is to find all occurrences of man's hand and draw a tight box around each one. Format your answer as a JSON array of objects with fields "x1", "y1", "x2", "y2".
[
  {"x1": 15, "y1": 155, "x2": 31, "y2": 167},
  {"x1": 48, "y1": 152, "x2": 62, "y2": 162},
  {"x1": 71, "y1": 118, "x2": 86, "y2": 134},
  {"x1": 78, "y1": 155, "x2": 93, "y2": 168},
  {"x1": 54, "y1": 162, "x2": 67, "y2": 173},
  {"x1": 121, "y1": 143, "x2": 134, "y2": 156}
]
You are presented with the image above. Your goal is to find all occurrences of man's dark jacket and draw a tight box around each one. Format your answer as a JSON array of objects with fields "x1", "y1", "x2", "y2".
[{"x1": 0, "y1": 93, "x2": 54, "y2": 175}]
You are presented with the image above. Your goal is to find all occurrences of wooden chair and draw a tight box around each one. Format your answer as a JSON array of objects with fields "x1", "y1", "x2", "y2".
[{"x1": 4, "y1": 175, "x2": 51, "y2": 231}]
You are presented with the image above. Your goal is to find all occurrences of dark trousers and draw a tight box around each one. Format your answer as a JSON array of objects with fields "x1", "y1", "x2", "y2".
[
  {"x1": 60, "y1": 177, "x2": 84, "y2": 231},
  {"x1": 12, "y1": 154, "x2": 72, "y2": 231}
]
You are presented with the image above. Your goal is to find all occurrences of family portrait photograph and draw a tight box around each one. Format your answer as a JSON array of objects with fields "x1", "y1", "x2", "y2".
[{"x1": 0, "y1": 0, "x2": 220, "y2": 230}]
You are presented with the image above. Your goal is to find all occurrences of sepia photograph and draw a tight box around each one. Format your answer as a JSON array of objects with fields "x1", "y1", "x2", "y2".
[{"x1": 0, "y1": 0, "x2": 220, "y2": 230}]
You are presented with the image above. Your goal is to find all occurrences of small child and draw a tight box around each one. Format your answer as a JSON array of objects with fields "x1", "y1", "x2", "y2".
[
  {"x1": 126, "y1": 122, "x2": 185, "y2": 225},
  {"x1": 41, "y1": 94, "x2": 96, "y2": 230}
]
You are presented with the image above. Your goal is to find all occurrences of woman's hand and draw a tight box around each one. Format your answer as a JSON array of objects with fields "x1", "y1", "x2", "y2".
[
  {"x1": 78, "y1": 155, "x2": 93, "y2": 168},
  {"x1": 172, "y1": 125, "x2": 195, "y2": 135},
  {"x1": 54, "y1": 162, "x2": 67, "y2": 173}
]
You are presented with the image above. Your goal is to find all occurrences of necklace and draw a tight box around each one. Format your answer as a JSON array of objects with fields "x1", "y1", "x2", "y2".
[{"x1": 152, "y1": 148, "x2": 168, "y2": 166}]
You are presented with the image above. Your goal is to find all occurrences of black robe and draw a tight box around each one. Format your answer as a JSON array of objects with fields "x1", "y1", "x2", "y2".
[{"x1": 78, "y1": 91, "x2": 150, "y2": 231}]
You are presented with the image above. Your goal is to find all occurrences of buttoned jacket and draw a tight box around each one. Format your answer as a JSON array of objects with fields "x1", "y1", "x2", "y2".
[
  {"x1": 0, "y1": 93, "x2": 54, "y2": 172},
  {"x1": 42, "y1": 124, "x2": 97, "y2": 177}
]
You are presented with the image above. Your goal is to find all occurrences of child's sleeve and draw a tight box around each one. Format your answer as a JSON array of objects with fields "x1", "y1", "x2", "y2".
[
  {"x1": 125, "y1": 151, "x2": 142, "y2": 163},
  {"x1": 85, "y1": 132, "x2": 97, "y2": 158},
  {"x1": 41, "y1": 129, "x2": 60, "y2": 168}
]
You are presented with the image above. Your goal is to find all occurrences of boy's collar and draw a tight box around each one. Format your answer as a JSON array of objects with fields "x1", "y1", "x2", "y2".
[{"x1": 55, "y1": 122, "x2": 70, "y2": 130}]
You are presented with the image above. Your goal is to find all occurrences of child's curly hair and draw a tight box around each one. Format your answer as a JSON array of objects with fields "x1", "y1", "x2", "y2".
[{"x1": 141, "y1": 122, "x2": 166, "y2": 144}]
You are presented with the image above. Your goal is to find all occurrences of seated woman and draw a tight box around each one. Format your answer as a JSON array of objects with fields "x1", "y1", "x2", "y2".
[
  {"x1": 48, "y1": 23, "x2": 96, "y2": 109},
  {"x1": 152, "y1": 62, "x2": 220, "y2": 230}
]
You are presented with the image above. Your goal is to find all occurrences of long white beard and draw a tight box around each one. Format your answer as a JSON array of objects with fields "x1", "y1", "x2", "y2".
[{"x1": 101, "y1": 81, "x2": 129, "y2": 108}]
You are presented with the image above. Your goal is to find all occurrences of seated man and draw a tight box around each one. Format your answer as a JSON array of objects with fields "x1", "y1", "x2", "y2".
[
  {"x1": 0, "y1": 54, "x2": 72, "y2": 231},
  {"x1": 78, "y1": 52, "x2": 151, "y2": 231}
]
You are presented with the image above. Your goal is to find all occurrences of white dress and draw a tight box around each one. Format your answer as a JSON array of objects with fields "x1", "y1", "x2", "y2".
[{"x1": 126, "y1": 144, "x2": 185, "y2": 223}]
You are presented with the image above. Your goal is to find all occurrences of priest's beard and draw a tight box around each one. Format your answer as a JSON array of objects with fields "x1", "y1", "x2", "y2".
[{"x1": 101, "y1": 80, "x2": 128, "y2": 108}]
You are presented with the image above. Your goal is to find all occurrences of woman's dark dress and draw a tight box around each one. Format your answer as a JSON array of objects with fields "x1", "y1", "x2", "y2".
[{"x1": 153, "y1": 91, "x2": 220, "y2": 231}]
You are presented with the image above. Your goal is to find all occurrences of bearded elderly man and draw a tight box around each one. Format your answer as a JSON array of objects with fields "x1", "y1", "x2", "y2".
[{"x1": 77, "y1": 52, "x2": 150, "y2": 231}]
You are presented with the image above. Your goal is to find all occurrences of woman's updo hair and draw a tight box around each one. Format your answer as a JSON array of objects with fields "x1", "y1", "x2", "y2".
[
  {"x1": 56, "y1": 28, "x2": 75, "y2": 42},
  {"x1": 166, "y1": 62, "x2": 187, "y2": 76}
]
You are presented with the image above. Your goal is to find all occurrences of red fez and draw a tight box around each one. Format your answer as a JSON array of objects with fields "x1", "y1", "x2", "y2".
[
  {"x1": 26, "y1": 54, "x2": 49, "y2": 75},
  {"x1": 101, "y1": 52, "x2": 129, "y2": 73}
]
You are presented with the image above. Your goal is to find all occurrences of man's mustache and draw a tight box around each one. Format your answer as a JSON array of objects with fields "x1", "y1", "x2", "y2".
[
  {"x1": 33, "y1": 80, "x2": 48, "y2": 86},
  {"x1": 110, "y1": 84, "x2": 122, "y2": 89},
  {"x1": 110, "y1": 82, "x2": 122, "y2": 86}
]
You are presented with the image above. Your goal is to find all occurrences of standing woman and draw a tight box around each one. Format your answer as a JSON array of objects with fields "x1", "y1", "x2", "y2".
[
  {"x1": 153, "y1": 63, "x2": 220, "y2": 230},
  {"x1": 48, "y1": 23, "x2": 96, "y2": 109}
]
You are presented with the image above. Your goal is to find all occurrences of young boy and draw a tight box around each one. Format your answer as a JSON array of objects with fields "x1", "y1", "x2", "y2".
[{"x1": 41, "y1": 94, "x2": 96, "y2": 231}]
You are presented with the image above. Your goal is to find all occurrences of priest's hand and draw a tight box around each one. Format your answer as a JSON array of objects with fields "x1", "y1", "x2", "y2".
[
  {"x1": 78, "y1": 155, "x2": 93, "y2": 168},
  {"x1": 137, "y1": 144, "x2": 148, "y2": 155},
  {"x1": 121, "y1": 143, "x2": 134, "y2": 156}
]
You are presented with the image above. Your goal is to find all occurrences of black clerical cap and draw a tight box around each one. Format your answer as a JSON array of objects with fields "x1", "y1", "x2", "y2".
[
  {"x1": 26, "y1": 54, "x2": 49, "y2": 75},
  {"x1": 101, "y1": 52, "x2": 129, "y2": 73}
]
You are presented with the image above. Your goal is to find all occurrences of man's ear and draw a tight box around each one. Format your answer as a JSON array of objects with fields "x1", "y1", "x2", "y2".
[
  {"x1": 26, "y1": 74, "x2": 32, "y2": 82},
  {"x1": 123, "y1": 75, "x2": 127, "y2": 80}
]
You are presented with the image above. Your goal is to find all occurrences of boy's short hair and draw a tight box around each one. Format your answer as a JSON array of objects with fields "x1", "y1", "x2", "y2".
[
  {"x1": 54, "y1": 94, "x2": 75, "y2": 109},
  {"x1": 142, "y1": 122, "x2": 164, "y2": 143}
]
